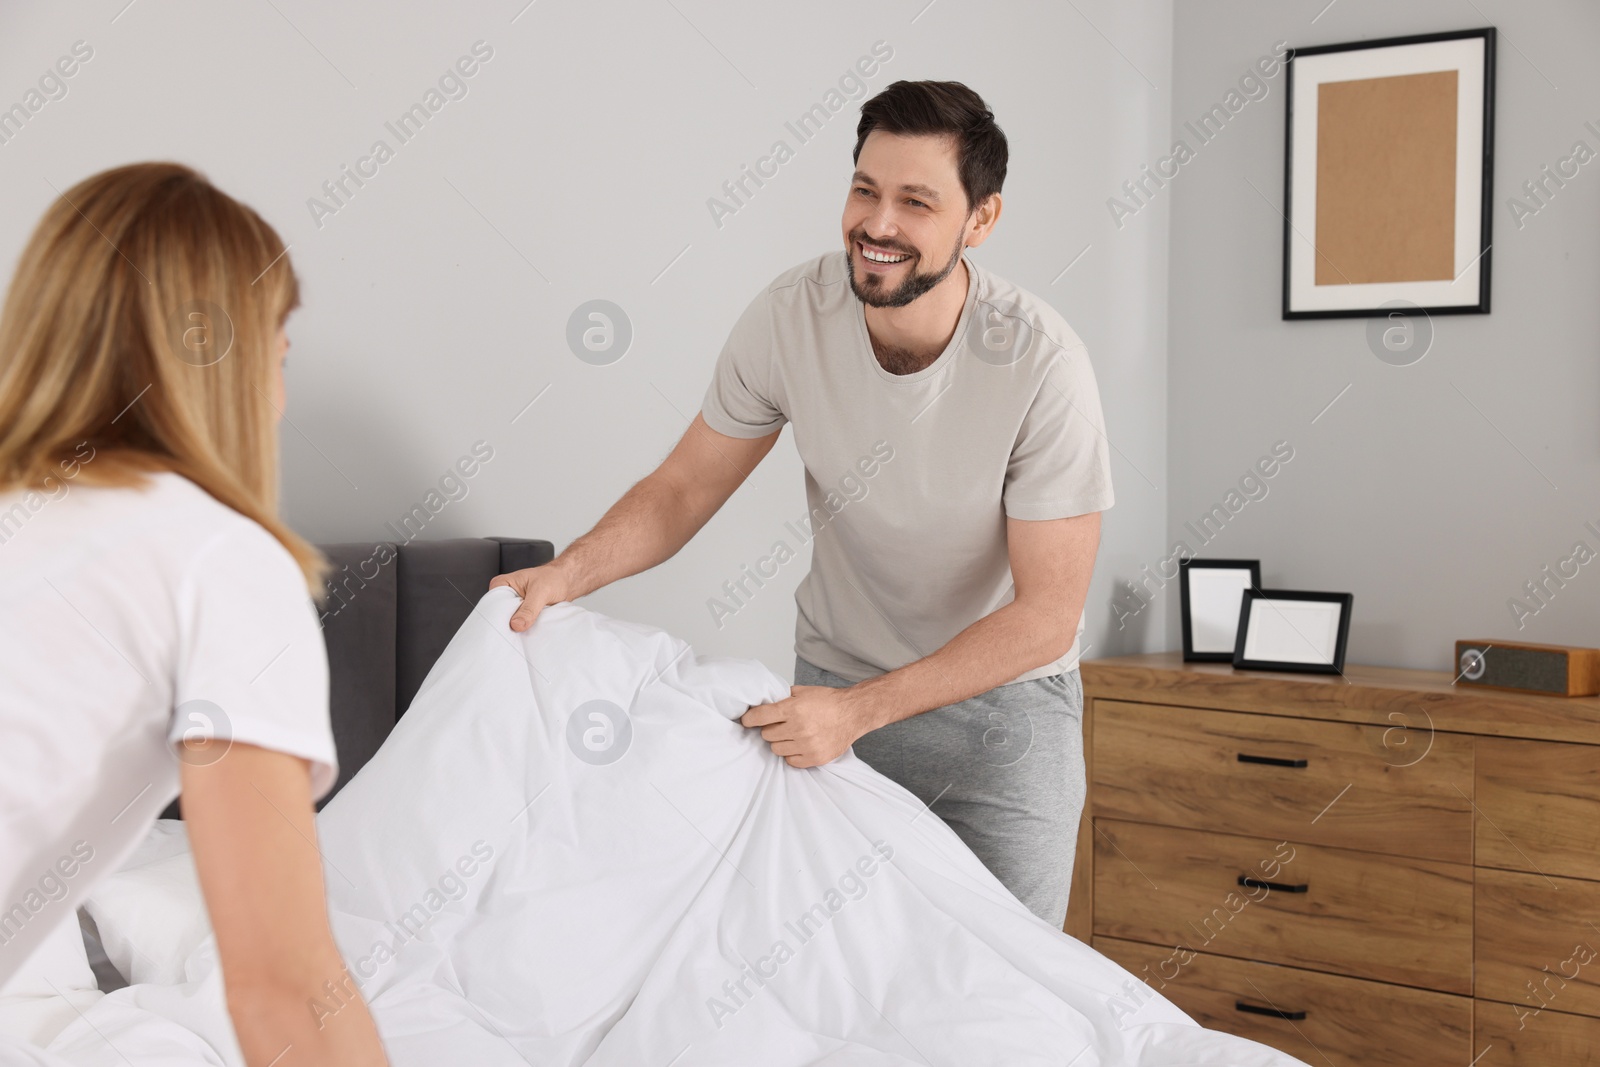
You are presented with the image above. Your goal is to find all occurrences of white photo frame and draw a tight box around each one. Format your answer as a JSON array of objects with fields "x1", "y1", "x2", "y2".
[
  {"x1": 1233, "y1": 589, "x2": 1354, "y2": 675},
  {"x1": 1179, "y1": 559, "x2": 1262, "y2": 662}
]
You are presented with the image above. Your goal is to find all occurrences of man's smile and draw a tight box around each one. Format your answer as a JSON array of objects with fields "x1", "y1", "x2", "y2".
[{"x1": 857, "y1": 239, "x2": 914, "y2": 271}]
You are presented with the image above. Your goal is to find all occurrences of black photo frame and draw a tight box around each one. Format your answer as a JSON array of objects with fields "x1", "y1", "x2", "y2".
[
  {"x1": 1232, "y1": 589, "x2": 1355, "y2": 675},
  {"x1": 1282, "y1": 27, "x2": 1496, "y2": 319},
  {"x1": 1179, "y1": 558, "x2": 1263, "y2": 662}
]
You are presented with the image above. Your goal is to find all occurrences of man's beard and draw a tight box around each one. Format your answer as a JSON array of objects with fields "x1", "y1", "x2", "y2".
[{"x1": 847, "y1": 228, "x2": 966, "y2": 309}]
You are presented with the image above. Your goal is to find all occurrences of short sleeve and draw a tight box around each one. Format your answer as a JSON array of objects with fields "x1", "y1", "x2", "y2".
[
  {"x1": 700, "y1": 287, "x2": 787, "y2": 438},
  {"x1": 172, "y1": 522, "x2": 338, "y2": 799},
  {"x1": 1003, "y1": 342, "x2": 1116, "y2": 520}
]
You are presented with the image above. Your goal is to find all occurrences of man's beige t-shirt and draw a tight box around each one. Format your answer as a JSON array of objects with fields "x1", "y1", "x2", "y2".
[{"x1": 700, "y1": 249, "x2": 1114, "y2": 686}]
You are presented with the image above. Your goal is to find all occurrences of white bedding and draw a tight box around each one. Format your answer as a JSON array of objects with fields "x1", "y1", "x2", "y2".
[{"x1": 3, "y1": 589, "x2": 1307, "y2": 1066}]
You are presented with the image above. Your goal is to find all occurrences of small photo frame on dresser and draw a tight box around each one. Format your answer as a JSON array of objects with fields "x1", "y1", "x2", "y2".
[
  {"x1": 1179, "y1": 559, "x2": 1262, "y2": 662},
  {"x1": 1233, "y1": 589, "x2": 1354, "y2": 674}
]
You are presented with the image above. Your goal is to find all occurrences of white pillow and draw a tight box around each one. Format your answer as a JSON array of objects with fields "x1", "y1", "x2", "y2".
[
  {"x1": 78, "y1": 821, "x2": 211, "y2": 988},
  {"x1": 0, "y1": 910, "x2": 101, "y2": 1047}
]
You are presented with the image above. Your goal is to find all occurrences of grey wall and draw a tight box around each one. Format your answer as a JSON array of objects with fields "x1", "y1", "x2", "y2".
[
  {"x1": 0, "y1": 0, "x2": 1173, "y2": 680},
  {"x1": 1165, "y1": 1, "x2": 1600, "y2": 671},
  {"x1": 15, "y1": 0, "x2": 1580, "y2": 680}
]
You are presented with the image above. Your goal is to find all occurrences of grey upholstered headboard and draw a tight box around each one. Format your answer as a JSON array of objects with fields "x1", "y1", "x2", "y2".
[
  {"x1": 164, "y1": 536, "x2": 553, "y2": 817},
  {"x1": 313, "y1": 536, "x2": 553, "y2": 804}
]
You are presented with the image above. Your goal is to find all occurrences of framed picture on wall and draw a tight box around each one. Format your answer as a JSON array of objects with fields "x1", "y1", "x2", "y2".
[
  {"x1": 1282, "y1": 27, "x2": 1496, "y2": 319},
  {"x1": 1232, "y1": 589, "x2": 1354, "y2": 674},
  {"x1": 1179, "y1": 559, "x2": 1262, "y2": 662}
]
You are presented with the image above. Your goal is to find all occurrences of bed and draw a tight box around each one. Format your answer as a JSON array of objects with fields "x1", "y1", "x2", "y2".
[{"x1": 5, "y1": 535, "x2": 1308, "y2": 1067}]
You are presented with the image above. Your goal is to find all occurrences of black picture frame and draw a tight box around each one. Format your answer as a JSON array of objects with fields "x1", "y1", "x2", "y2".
[
  {"x1": 1179, "y1": 558, "x2": 1263, "y2": 662},
  {"x1": 1282, "y1": 26, "x2": 1496, "y2": 319},
  {"x1": 1232, "y1": 589, "x2": 1355, "y2": 675}
]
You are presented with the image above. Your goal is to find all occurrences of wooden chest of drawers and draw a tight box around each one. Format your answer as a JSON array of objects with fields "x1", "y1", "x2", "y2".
[{"x1": 1070, "y1": 653, "x2": 1600, "y2": 1066}]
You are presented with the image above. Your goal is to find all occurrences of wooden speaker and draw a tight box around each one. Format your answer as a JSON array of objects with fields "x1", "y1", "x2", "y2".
[{"x1": 1454, "y1": 640, "x2": 1600, "y2": 697}]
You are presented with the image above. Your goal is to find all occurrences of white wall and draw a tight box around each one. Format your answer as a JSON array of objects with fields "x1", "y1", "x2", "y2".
[
  {"x1": 0, "y1": 0, "x2": 1172, "y2": 679},
  {"x1": 1167, "y1": 1, "x2": 1600, "y2": 670}
]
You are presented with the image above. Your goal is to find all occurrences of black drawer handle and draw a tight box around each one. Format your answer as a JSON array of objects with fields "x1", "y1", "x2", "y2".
[
  {"x1": 1238, "y1": 875, "x2": 1308, "y2": 894},
  {"x1": 1237, "y1": 753, "x2": 1308, "y2": 768},
  {"x1": 1236, "y1": 1001, "x2": 1306, "y2": 1021}
]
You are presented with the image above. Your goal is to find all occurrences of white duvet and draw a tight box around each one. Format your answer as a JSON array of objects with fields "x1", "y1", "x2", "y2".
[{"x1": 2, "y1": 589, "x2": 1306, "y2": 1066}]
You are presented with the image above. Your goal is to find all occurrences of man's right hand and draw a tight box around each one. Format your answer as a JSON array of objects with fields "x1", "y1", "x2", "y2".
[{"x1": 490, "y1": 561, "x2": 578, "y2": 632}]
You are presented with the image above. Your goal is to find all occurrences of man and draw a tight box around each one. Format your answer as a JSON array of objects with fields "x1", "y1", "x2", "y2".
[{"x1": 493, "y1": 80, "x2": 1113, "y2": 928}]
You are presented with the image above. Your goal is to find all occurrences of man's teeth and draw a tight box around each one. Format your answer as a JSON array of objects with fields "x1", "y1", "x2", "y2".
[{"x1": 862, "y1": 246, "x2": 910, "y2": 264}]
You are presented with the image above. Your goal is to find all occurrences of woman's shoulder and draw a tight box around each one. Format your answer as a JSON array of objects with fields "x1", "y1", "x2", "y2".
[
  {"x1": 0, "y1": 469, "x2": 222, "y2": 565},
  {"x1": 142, "y1": 474, "x2": 304, "y2": 586},
  {"x1": 23, "y1": 470, "x2": 301, "y2": 589}
]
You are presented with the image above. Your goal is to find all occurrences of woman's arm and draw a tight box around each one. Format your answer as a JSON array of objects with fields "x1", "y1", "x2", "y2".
[{"x1": 180, "y1": 742, "x2": 388, "y2": 1067}]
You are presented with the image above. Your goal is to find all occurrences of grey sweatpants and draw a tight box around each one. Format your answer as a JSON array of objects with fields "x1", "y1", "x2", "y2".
[{"x1": 794, "y1": 657, "x2": 1087, "y2": 929}]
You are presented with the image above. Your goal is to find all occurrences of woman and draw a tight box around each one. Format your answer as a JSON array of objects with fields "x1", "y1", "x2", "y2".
[{"x1": 0, "y1": 163, "x2": 388, "y2": 1066}]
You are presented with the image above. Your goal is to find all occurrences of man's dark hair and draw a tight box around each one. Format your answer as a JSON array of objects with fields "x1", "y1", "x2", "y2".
[{"x1": 853, "y1": 80, "x2": 1007, "y2": 213}]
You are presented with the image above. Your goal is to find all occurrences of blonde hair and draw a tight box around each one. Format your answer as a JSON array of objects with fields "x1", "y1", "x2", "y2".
[{"x1": 0, "y1": 162, "x2": 327, "y2": 594}]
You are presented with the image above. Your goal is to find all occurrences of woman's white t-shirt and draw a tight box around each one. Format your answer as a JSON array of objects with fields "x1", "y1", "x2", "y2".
[{"x1": 0, "y1": 471, "x2": 337, "y2": 985}]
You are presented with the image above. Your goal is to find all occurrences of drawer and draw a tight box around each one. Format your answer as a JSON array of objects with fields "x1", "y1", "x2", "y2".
[
  {"x1": 1475, "y1": 999, "x2": 1600, "y2": 1065},
  {"x1": 1476, "y1": 868, "x2": 1600, "y2": 1016},
  {"x1": 1092, "y1": 819, "x2": 1473, "y2": 992},
  {"x1": 1091, "y1": 699, "x2": 1473, "y2": 864},
  {"x1": 1095, "y1": 936, "x2": 1472, "y2": 1067},
  {"x1": 1477, "y1": 737, "x2": 1600, "y2": 880}
]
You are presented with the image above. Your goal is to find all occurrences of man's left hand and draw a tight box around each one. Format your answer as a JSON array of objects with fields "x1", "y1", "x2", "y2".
[{"x1": 740, "y1": 685, "x2": 874, "y2": 769}]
